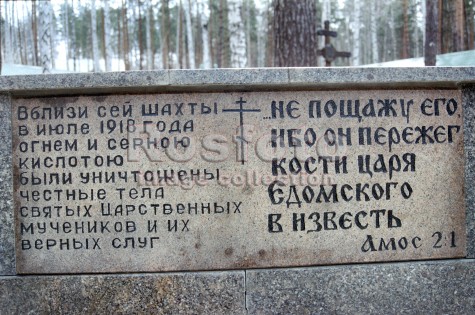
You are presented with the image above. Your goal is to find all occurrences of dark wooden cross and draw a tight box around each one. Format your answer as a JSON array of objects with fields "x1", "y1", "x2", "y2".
[{"x1": 317, "y1": 20, "x2": 351, "y2": 67}]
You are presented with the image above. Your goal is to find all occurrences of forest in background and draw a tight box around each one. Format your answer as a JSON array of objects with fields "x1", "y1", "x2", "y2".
[{"x1": 0, "y1": 0, "x2": 474, "y2": 73}]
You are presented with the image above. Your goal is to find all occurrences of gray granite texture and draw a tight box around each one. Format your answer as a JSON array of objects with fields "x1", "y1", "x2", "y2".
[
  {"x1": 0, "y1": 94, "x2": 14, "y2": 275},
  {"x1": 246, "y1": 259, "x2": 475, "y2": 315},
  {"x1": 464, "y1": 86, "x2": 475, "y2": 258},
  {"x1": 2, "y1": 260, "x2": 475, "y2": 314},
  {"x1": 288, "y1": 67, "x2": 475, "y2": 88},
  {"x1": 0, "y1": 271, "x2": 245, "y2": 314},
  {"x1": 1, "y1": 67, "x2": 475, "y2": 96},
  {"x1": 1, "y1": 69, "x2": 475, "y2": 314}
]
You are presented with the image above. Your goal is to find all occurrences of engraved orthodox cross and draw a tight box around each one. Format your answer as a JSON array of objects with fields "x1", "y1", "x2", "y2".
[{"x1": 222, "y1": 97, "x2": 261, "y2": 165}]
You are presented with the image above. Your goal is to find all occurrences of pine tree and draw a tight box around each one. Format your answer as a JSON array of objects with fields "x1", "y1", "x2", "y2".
[
  {"x1": 273, "y1": 0, "x2": 317, "y2": 67},
  {"x1": 425, "y1": 0, "x2": 438, "y2": 65}
]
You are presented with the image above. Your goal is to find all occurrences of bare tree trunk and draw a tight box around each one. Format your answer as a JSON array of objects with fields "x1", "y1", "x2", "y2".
[
  {"x1": 0, "y1": 2, "x2": 2, "y2": 74},
  {"x1": 16, "y1": 3, "x2": 25, "y2": 64},
  {"x1": 217, "y1": 0, "x2": 225, "y2": 67},
  {"x1": 245, "y1": 0, "x2": 252, "y2": 66},
  {"x1": 50, "y1": 2, "x2": 55, "y2": 69},
  {"x1": 320, "y1": 0, "x2": 331, "y2": 66},
  {"x1": 122, "y1": 0, "x2": 130, "y2": 70},
  {"x1": 8, "y1": 1, "x2": 16, "y2": 63},
  {"x1": 256, "y1": 9, "x2": 264, "y2": 67},
  {"x1": 208, "y1": 0, "x2": 215, "y2": 67},
  {"x1": 352, "y1": 0, "x2": 360, "y2": 65},
  {"x1": 414, "y1": 0, "x2": 420, "y2": 57},
  {"x1": 184, "y1": 0, "x2": 195, "y2": 69},
  {"x1": 104, "y1": 0, "x2": 113, "y2": 71},
  {"x1": 155, "y1": 2, "x2": 163, "y2": 69},
  {"x1": 465, "y1": 0, "x2": 475, "y2": 49},
  {"x1": 425, "y1": 0, "x2": 438, "y2": 66},
  {"x1": 137, "y1": 1, "x2": 144, "y2": 70},
  {"x1": 39, "y1": 0, "x2": 52, "y2": 73},
  {"x1": 402, "y1": 0, "x2": 409, "y2": 59},
  {"x1": 91, "y1": 0, "x2": 100, "y2": 71},
  {"x1": 439, "y1": 0, "x2": 463, "y2": 53},
  {"x1": 71, "y1": 0, "x2": 77, "y2": 71},
  {"x1": 273, "y1": 0, "x2": 317, "y2": 67},
  {"x1": 118, "y1": 7, "x2": 122, "y2": 71},
  {"x1": 176, "y1": 1, "x2": 181, "y2": 68},
  {"x1": 64, "y1": 1, "x2": 70, "y2": 71},
  {"x1": 370, "y1": 1, "x2": 378, "y2": 63},
  {"x1": 195, "y1": 4, "x2": 203, "y2": 67},
  {"x1": 145, "y1": 0, "x2": 153, "y2": 70},
  {"x1": 422, "y1": 0, "x2": 426, "y2": 50},
  {"x1": 228, "y1": 0, "x2": 247, "y2": 67},
  {"x1": 4, "y1": 1, "x2": 12, "y2": 64},
  {"x1": 161, "y1": 0, "x2": 170, "y2": 69},
  {"x1": 32, "y1": 0, "x2": 39, "y2": 66},
  {"x1": 176, "y1": 0, "x2": 183, "y2": 68},
  {"x1": 265, "y1": 1, "x2": 273, "y2": 67},
  {"x1": 389, "y1": 4, "x2": 397, "y2": 60},
  {"x1": 438, "y1": 0, "x2": 443, "y2": 54},
  {"x1": 454, "y1": 0, "x2": 465, "y2": 51},
  {"x1": 201, "y1": 1, "x2": 211, "y2": 68}
]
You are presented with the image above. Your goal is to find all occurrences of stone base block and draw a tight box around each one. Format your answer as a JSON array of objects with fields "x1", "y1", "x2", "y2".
[
  {"x1": 0, "y1": 271, "x2": 245, "y2": 314},
  {"x1": 246, "y1": 260, "x2": 475, "y2": 314}
]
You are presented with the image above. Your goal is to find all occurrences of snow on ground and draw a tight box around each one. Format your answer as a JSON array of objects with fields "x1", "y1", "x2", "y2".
[
  {"x1": 1, "y1": 63, "x2": 70, "y2": 75},
  {"x1": 3, "y1": 47, "x2": 475, "y2": 75},
  {"x1": 362, "y1": 50, "x2": 475, "y2": 67}
]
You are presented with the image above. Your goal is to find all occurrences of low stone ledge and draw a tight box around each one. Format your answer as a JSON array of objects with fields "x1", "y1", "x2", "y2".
[{"x1": 2, "y1": 67, "x2": 475, "y2": 97}]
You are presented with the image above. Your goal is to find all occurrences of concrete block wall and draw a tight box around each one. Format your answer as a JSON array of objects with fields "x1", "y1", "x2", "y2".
[{"x1": 1, "y1": 68, "x2": 474, "y2": 314}]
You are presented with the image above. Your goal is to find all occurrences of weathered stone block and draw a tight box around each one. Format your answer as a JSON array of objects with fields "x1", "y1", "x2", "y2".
[
  {"x1": 0, "y1": 271, "x2": 245, "y2": 314},
  {"x1": 0, "y1": 94, "x2": 15, "y2": 275},
  {"x1": 12, "y1": 90, "x2": 466, "y2": 274},
  {"x1": 246, "y1": 260, "x2": 475, "y2": 315}
]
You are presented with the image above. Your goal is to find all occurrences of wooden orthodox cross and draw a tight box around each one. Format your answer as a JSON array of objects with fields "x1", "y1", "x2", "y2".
[{"x1": 317, "y1": 20, "x2": 351, "y2": 67}]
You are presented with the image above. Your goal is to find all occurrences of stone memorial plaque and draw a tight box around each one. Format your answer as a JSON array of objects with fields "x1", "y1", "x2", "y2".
[{"x1": 13, "y1": 90, "x2": 466, "y2": 274}]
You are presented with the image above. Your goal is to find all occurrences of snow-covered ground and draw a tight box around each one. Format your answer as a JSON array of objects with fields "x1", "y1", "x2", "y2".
[
  {"x1": 1, "y1": 41, "x2": 126, "y2": 75},
  {"x1": 362, "y1": 49, "x2": 475, "y2": 67},
  {"x1": 3, "y1": 47, "x2": 475, "y2": 75},
  {"x1": 1, "y1": 63, "x2": 69, "y2": 75},
  {"x1": 53, "y1": 41, "x2": 126, "y2": 72}
]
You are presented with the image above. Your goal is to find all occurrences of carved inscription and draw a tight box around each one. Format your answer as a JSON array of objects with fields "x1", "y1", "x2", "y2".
[{"x1": 13, "y1": 90, "x2": 466, "y2": 273}]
